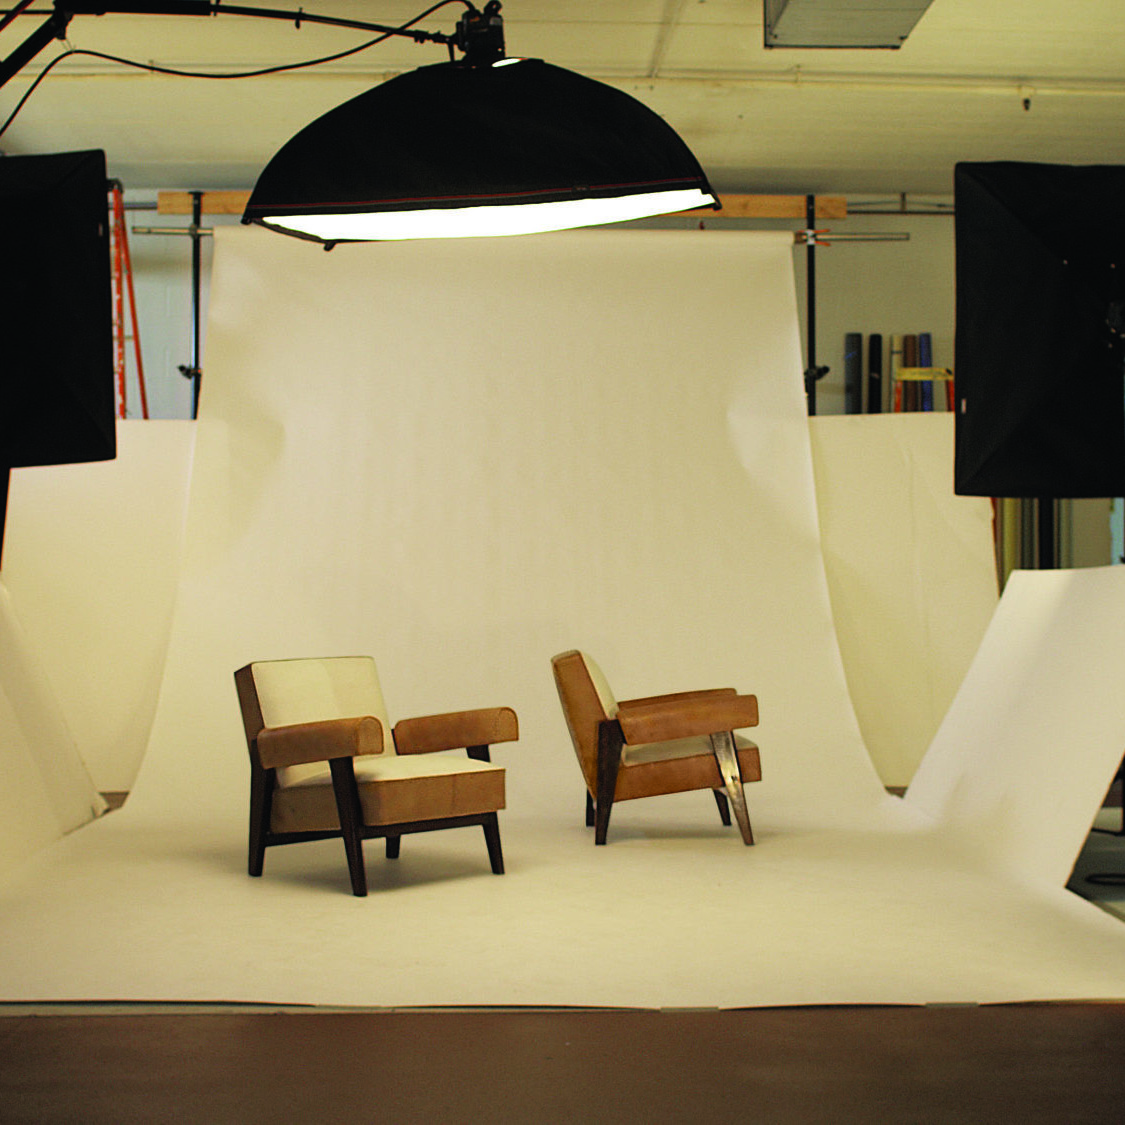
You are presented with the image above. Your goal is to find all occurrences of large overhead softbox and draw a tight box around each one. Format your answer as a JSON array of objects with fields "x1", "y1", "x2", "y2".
[
  {"x1": 954, "y1": 161, "x2": 1125, "y2": 498},
  {"x1": 0, "y1": 150, "x2": 116, "y2": 471}
]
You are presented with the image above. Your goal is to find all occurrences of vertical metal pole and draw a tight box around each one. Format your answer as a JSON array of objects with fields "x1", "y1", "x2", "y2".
[
  {"x1": 805, "y1": 194, "x2": 818, "y2": 415},
  {"x1": 177, "y1": 191, "x2": 204, "y2": 418},
  {"x1": 1037, "y1": 497, "x2": 1057, "y2": 568},
  {"x1": 189, "y1": 190, "x2": 202, "y2": 419}
]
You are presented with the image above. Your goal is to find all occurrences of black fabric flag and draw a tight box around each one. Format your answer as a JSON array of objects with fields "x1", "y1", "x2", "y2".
[
  {"x1": 954, "y1": 161, "x2": 1125, "y2": 498},
  {"x1": 0, "y1": 149, "x2": 116, "y2": 470}
]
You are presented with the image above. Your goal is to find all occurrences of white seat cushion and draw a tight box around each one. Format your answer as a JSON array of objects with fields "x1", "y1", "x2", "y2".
[
  {"x1": 621, "y1": 732, "x2": 757, "y2": 766},
  {"x1": 278, "y1": 752, "x2": 501, "y2": 790}
]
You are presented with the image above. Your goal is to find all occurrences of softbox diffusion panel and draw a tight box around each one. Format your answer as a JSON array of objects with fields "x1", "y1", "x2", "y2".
[
  {"x1": 0, "y1": 150, "x2": 116, "y2": 470},
  {"x1": 954, "y1": 161, "x2": 1125, "y2": 498}
]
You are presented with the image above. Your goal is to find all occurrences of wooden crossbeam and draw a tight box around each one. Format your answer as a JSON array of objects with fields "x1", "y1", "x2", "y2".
[
  {"x1": 158, "y1": 190, "x2": 251, "y2": 215},
  {"x1": 159, "y1": 190, "x2": 848, "y2": 220}
]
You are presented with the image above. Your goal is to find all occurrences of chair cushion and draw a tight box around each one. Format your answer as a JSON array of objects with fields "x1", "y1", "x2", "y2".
[
  {"x1": 621, "y1": 732, "x2": 757, "y2": 766},
  {"x1": 615, "y1": 740, "x2": 762, "y2": 802},
  {"x1": 270, "y1": 754, "x2": 505, "y2": 833},
  {"x1": 581, "y1": 652, "x2": 619, "y2": 719},
  {"x1": 251, "y1": 657, "x2": 393, "y2": 755}
]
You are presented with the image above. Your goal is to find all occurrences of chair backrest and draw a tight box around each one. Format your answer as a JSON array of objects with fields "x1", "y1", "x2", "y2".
[
  {"x1": 241, "y1": 656, "x2": 394, "y2": 757},
  {"x1": 551, "y1": 650, "x2": 618, "y2": 791}
]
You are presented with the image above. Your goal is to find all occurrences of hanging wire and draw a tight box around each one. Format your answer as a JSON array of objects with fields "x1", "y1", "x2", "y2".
[{"x1": 0, "y1": 0, "x2": 468, "y2": 140}]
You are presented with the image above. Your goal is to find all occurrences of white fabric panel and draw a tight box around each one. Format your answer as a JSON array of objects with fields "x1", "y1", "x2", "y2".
[
  {"x1": 0, "y1": 584, "x2": 104, "y2": 880},
  {"x1": 810, "y1": 414, "x2": 997, "y2": 787},
  {"x1": 906, "y1": 566, "x2": 1125, "y2": 886},
  {"x1": 1, "y1": 421, "x2": 195, "y2": 791},
  {"x1": 136, "y1": 227, "x2": 886, "y2": 831}
]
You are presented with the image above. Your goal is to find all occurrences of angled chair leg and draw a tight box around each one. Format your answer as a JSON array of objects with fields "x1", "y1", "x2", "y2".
[
  {"x1": 248, "y1": 766, "x2": 273, "y2": 876},
  {"x1": 710, "y1": 731, "x2": 754, "y2": 846},
  {"x1": 712, "y1": 789, "x2": 732, "y2": 827},
  {"x1": 595, "y1": 720, "x2": 624, "y2": 845},
  {"x1": 329, "y1": 757, "x2": 368, "y2": 896},
  {"x1": 385, "y1": 835, "x2": 401, "y2": 860},
  {"x1": 483, "y1": 812, "x2": 504, "y2": 874},
  {"x1": 585, "y1": 791, "x2": 595, "y2": 827}
]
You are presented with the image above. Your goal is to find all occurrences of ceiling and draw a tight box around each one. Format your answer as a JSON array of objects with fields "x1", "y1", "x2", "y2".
[{"x1": 1, "y1": 0, "x2": 1124, "y2": 196}]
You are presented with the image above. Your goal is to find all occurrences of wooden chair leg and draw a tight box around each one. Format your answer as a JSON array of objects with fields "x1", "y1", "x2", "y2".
[
  {"x1": 483, "y1": 812, "x2": 504, "y2": 874},
  {"x1": 329, "y1": 757, "x2": 368, "y2": 896},
  {"x1": 595, "y1": 720, "x2": 624, "y2": 845},
  {"x1": 248, "y1": 766, "x2": 273, "y2": 876},
  {"x1": 585, "y1": 791, "x2": 595, "y2": 827},
  {"x1": 709, "y1": 731, "x2": 754, "y2": 845},
  {"x1": 712, "y1": 789, "x2": 732, "y2": 827},
  {"x1": 385, "y1": 835, "x2": 401, "y2": 860}
]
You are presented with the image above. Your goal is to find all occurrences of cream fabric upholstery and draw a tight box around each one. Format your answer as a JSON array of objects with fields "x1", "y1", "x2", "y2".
[
  {"x1": 251, "y1": 657, "x2": 393, "y2": 788},
  {"x1": 269, "y1": 753, "x2": 506, "y2": 833},
  {"x1": 251, "y1": 657, "x2": 392, "y2": 741},
  {"x1": 582, "y1": 652, "x2": 619, "y2": 721},
  {"x1": 282, "y1": 753, "x2": 501, "y2": 788},
  {"x1": 621, "y1": 732, "x2": 758, "y2": 766}
]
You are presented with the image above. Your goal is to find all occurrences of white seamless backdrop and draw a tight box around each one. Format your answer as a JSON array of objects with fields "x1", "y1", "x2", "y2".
[
  {"x1": 1, "y1": 228, "x2": 1123, "y2": 1010},
  {"x1": 138, "y1": 227, "x2": 888, "y2": 826}
]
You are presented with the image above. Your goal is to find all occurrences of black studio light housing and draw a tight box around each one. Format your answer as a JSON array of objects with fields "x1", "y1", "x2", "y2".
[
  {"x1": 0, "y1": 2, "x2": 718, "y2": 244},
  {"x1": 242, "y1": 2, "x2": 720, "y2": 244}
]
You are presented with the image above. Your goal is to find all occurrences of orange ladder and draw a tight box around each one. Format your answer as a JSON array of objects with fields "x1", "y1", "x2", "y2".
[{"x1": 108, "y1": 183, "x2": 149, "y2": 419}]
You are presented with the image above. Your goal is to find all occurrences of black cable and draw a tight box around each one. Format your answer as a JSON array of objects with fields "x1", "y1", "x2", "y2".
[{"x1": 0, "y1": 0, "x2": 468, "y2": 140}]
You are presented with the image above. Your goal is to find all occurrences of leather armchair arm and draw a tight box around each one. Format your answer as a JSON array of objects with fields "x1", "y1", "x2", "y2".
[
  {"x1": 616, "y1": 694, "x2": 758, "y2": 745},
  {"x1": 394, "y1": 706, "x2": 519, "y2": 755},
  {"x1": 618, "y1": 687, "x2": 736, "y2": 709},
  {"x1": 255, "y1": 715, "x2": 385, "y2": 769}
]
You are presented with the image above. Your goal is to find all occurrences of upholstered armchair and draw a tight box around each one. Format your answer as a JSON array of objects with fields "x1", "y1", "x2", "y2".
[
  {"x1": 551, "y1": 650, "x2": 761, "y2": 845},
  {"x1": 234, "y1": 656, "x2": 517, "y2": 896}
]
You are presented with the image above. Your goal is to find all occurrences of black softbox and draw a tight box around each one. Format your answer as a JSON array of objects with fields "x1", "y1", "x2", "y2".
[
  {"x1": 954, "y1": 161, "x2": 1125, "y2": 498},
  {"x1": 0, "y1": 149, "x2": 116, "y2": 471}
]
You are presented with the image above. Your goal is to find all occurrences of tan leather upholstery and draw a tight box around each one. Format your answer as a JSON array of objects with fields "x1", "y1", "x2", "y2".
[
  {"x1": 256, "y1": 716, "x2": 385, "y2": 770},
  {"x1": 394, "y1": 707, "x2": 519, "y2": 755},
  {"x1": 617, "y1": 694, "x2": 759, "y2": 745},
  {"x1": 550, "y1": 649, "x2": 606, "y2": 792}
]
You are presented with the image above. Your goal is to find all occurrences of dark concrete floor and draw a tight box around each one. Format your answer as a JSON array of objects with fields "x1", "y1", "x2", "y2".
[{"x1": 2, "y1": 1003, "x2": 1124, "y2": 1124}]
